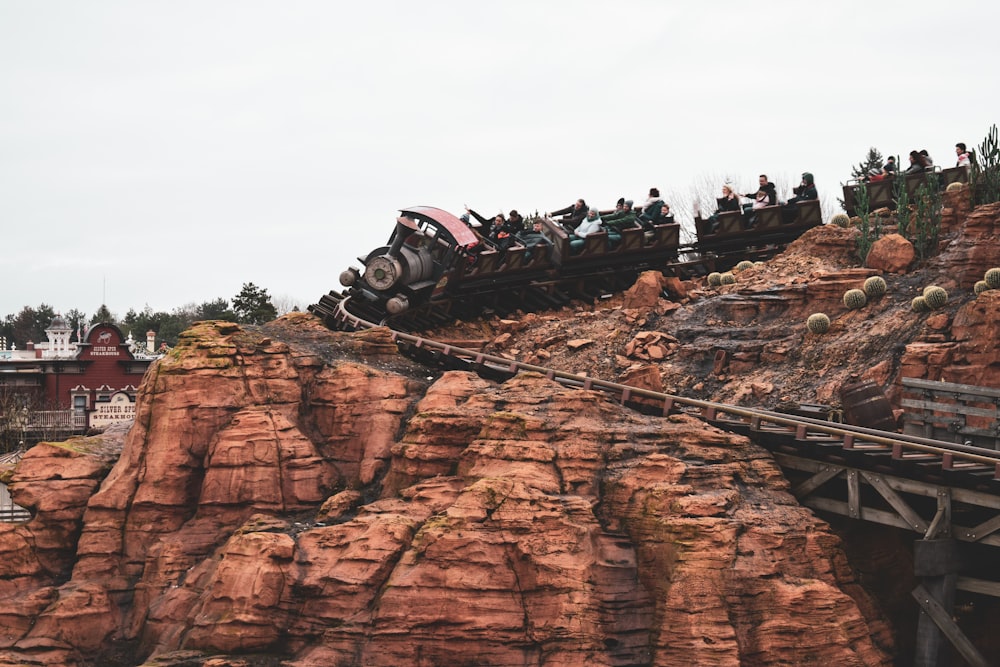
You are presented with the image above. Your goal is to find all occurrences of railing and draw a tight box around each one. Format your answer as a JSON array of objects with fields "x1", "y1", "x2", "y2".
[{"x1": 23, "y1": 411, "x2": 87, "y2": 430}]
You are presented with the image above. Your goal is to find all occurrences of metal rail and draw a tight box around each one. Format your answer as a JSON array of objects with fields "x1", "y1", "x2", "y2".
[{"x1": 314, "y1": 294, "x2": 1000, "y2": 488}]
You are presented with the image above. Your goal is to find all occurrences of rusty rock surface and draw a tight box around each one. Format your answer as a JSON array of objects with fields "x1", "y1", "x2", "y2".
[{"x1": 0, "y1": 316, "x2": 893, "y2": 666}]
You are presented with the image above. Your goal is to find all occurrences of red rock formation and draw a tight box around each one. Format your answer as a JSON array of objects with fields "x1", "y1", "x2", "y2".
[
  {"x1": 866, "y1": 233, "x2": 915, "y2": 274},
  {"x1": 0, "y1": 317, "x2": 894, "y2": 666}
]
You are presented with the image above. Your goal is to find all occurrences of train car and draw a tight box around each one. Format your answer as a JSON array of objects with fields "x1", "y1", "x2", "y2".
[
  {"x1": 842, "y1": 166, "x2": 969, "y2": 216},
  {"x1": 312, "y1": 200, "x2": 821, "y2": 331},
  {"x1": 694, "y1": 199, "x2": 822, "y2": 261}
]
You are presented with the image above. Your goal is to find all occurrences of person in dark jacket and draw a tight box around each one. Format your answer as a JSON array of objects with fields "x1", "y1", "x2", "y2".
[
  {"x1": 466, "y1": 206, "x2": 517, "y2": 251},
  {"x1": 637, "y1": 187, "x2": 666, "y2": 229},
  {"x1": 548, "y1": 198, "x2": 588, "y2": 232},
  {"x1": 905, "y1": 150, "x2": 932, "y2": 174},
  {"x1": 744, "y1": 175, "x2": 777, "y2": 206},
  {"x1": 788, "y1": 172, "x2": 817, "y2": 203},
  {"x1": 515, "y1": 219, "x2": 551, "y2": 260},
  {"x1": 603, "y1": 200, "x2": 639, "y2": 247}
]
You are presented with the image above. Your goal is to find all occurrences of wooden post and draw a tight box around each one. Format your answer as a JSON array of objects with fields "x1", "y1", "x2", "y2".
[{"x1": 913, "y1": 539, "x2": 970, "y2": 667}]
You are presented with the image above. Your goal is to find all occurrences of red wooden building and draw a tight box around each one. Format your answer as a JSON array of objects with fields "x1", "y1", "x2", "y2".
[{"x1": 0, "y1": 316, "x2": 160, "y2": 434}]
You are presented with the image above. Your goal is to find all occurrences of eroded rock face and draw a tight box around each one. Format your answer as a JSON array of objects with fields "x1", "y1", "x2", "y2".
[{"x1": 0, "y1": 317, "x2": 893, "y2": 666}]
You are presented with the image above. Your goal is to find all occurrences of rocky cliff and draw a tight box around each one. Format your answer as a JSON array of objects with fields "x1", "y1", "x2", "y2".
[{"x1": 1, "y1": 192, "x2": 998, "y2": 666}]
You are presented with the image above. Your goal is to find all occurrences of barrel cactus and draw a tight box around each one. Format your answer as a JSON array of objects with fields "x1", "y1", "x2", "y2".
[
  {"x1": 923, "y1": 285, "x2": 948, "y2": 309},
  {"x1": 974, "y1": 280, "x2": 989, "y2": 295},
  {"x1": 945, "y1": 181, "x2": 966, "y2": 192},
  {"x1": 807, "y1": 313, "x2": 830, "y2": 334},
  {"x1": 986, "y1": 267, "x2": 1000, "y2": 289},
  {"x1": 843, "y1": 289, "x2": 867, "y2": 310},
  {"x1": 863, "y1": 276, "x2": 887, "y2": 299},
  {"x1": 754, "y1": 261, "x2": 764, "y2": 267},
  {"x1": 735, "y1": 260, "x2": 754, "y2": 272},
  {"x1": 720, "y1": 272, "x2": 736, "y2": 285},
  {"x1": 911, "y1": 296, "x2": 930, "y2": 313},
  {"x1": 707, "y1": 272, "x2": 722, "y2": 286},
  {"x1": 829, "y1": 212, "x2": 851, "y2": 228}
]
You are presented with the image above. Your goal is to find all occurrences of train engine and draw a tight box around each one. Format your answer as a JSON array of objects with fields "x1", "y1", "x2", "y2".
[{"x1": 337, "y1": 206, "x2": 478, "y2": 323}]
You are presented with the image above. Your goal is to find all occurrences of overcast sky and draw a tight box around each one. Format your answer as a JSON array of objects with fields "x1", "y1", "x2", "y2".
[{"x1": 2, "y1": 1, "x2": 998, "y2": 320}]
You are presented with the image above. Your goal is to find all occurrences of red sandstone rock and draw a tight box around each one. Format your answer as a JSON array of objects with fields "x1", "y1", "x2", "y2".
[
  {"x1": 0, "y1": 317, "x2": 894, "y2": 666},
  {"x1": 866, "y1": 233, "x2": 915, "y2": 273},
  {"x1": 623, "y1": 270, "x2": 668, "y2": 310}
]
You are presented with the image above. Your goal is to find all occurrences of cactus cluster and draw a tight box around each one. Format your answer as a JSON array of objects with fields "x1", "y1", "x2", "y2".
[
  {"x1": 911, "y1": 296, "x2": 930, "y2": 312},
  {"x1": 735, "y1": 260, "x2": 755, "y2": 272},
  {"x1": 863, "y1": 275, "x2": 887, "y2": 299},
  {"x1": 707, "y1": 272, "x2": 722, "y2": 286},
  {"x1": 923, "y1": 285, "x2": 948, "y2": 309},
  {"x1": 986, "y1": 267, "x2": 1000, "y2": 289},
  {"x1": 806, "y1": 313, "x2": 830, "y2": 334},
  {"x1": 829, "y1": 213, "x2": 851, "y2": 228},
  {"x1": 843, "y1": 288, "x2": 867, "y2": 310},
  {"x1": 945, "y1": 181, "x2": 966, "y2": 192},
  {"x1": 974, "y1": 280, "x2": 989, "y2": 295},
  {"x1": 720, "y1": 272, "x2": 736, "y2": 285}
]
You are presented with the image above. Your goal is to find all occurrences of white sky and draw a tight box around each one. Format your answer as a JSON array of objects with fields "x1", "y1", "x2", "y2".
[{"x1": 2, "y1": 1, "x2": 998, "y2": 319}]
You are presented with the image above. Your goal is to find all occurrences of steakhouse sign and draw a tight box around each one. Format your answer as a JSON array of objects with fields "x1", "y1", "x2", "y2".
[{"x1": 89, "y1": 391, "x2": 136, "y2": 428}]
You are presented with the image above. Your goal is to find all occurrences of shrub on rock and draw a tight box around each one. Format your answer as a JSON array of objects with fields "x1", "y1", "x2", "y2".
[
  {"x1": 863, "y1": 276, "x2": 887, "y2": 299},
  {"x1": 829, "y1": 213, "x2": 851, "y2": 227},
  {"x1": 844, "y1": 289, "x2": 867, "y2": 310},
  {"x1": 922, "y1": 285, "x2": 948, "y2": 309},
  {"x1": 807, "y1": 313, "x2": 830, "y2": 334}
]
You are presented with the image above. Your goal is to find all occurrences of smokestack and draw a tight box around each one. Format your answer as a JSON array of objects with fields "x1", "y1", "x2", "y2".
[{"x1": 147, "y1": 330, "x2": 156, "y2": 353}]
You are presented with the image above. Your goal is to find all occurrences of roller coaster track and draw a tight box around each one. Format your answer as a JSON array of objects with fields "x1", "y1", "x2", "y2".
[{"x1": 312, "y1": 293, "x2": 1000, "y2": 484}]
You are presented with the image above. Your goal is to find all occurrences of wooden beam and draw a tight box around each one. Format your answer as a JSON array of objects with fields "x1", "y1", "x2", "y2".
[
  {"x1": 923, "y1": 489, "x2": 951, "y2": 540},
  {"x1": 956, "y1": 576, "x2": 1000, "y2": 598},
  {"x1": 911, "y1": 584, "x2": 989, "y2": 667},
  {"x1": 847, "y1": 470, "x2": 861, "y2": 520},
  {"x1": 962, "y1": 513, "x2": 1000, "y2": 542},
  {"x1": 792, "y1": 465, "x2": 843, "y2": 499},
  {"x1": 773, "y1": 453, "x2": 1000, "y2": 510}
]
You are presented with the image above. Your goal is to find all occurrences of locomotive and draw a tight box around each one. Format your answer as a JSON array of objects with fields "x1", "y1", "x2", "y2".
[{"x1": 310, "y1": 200, "x2": 823, "y2": 332}]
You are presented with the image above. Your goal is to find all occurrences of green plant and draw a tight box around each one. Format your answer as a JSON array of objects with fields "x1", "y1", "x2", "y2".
[
  {"x1": 923, "y1": 285, "x2": 948, "y2": 309},
  {"x1": 807, "y1": 313, "x2": 830, "y2": 334},
  {"x1": 843, "y1": 289, "x2": 867, "y2": 310},
  {"x1": 986, "y1": 267, "x2": 1000, "y2": 289},
  {"x1": 854, "y1": 184, "x2": 882, "y2": 266},
  {"x1": 895, "y1": 177, "x2": 911, "y2": 235},
  {"x1": 720, "y1": 272, "x2": 736, "y2": 285},
  {"x1": 911, "y1": 296, "x2": 930, "y2": 313},
  {"x1": 735, "y1": 260, "x2": 754, "y2": 272},
  {"x1": 863, "y1": 276, "x2": 887, "y2": 299},
  {"x1": 974, "y1": 280, "x2": 990, "y2": 295},
  {"x1": 970, "y1": 124, "x2": 1000, "y2": 206},
  {"x1": 905, "y1": 175, "x2": 942, "y2": 262},
  {"x1": 707, "y1": 272, "x2": 722, "y2": 286},
  {"x1": 829, "y1": 213, "x2": 851, "y2": 227}
]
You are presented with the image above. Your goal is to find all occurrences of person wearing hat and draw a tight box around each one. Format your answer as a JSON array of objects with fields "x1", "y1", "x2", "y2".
[
  {"x1": 602, "y1": 199, "x2": 639, "y2": 248},
  {"x1": 568, "y1": 207, "x2": 604, "y2": 253},
  {"x1": 782, "y1": 172, "x2": 818, "y2": 223}
]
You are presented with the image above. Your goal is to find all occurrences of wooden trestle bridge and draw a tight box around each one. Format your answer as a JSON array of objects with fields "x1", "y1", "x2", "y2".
[{"x1": 312, "y1": 291, "x2": 1000, "y2": 667}]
